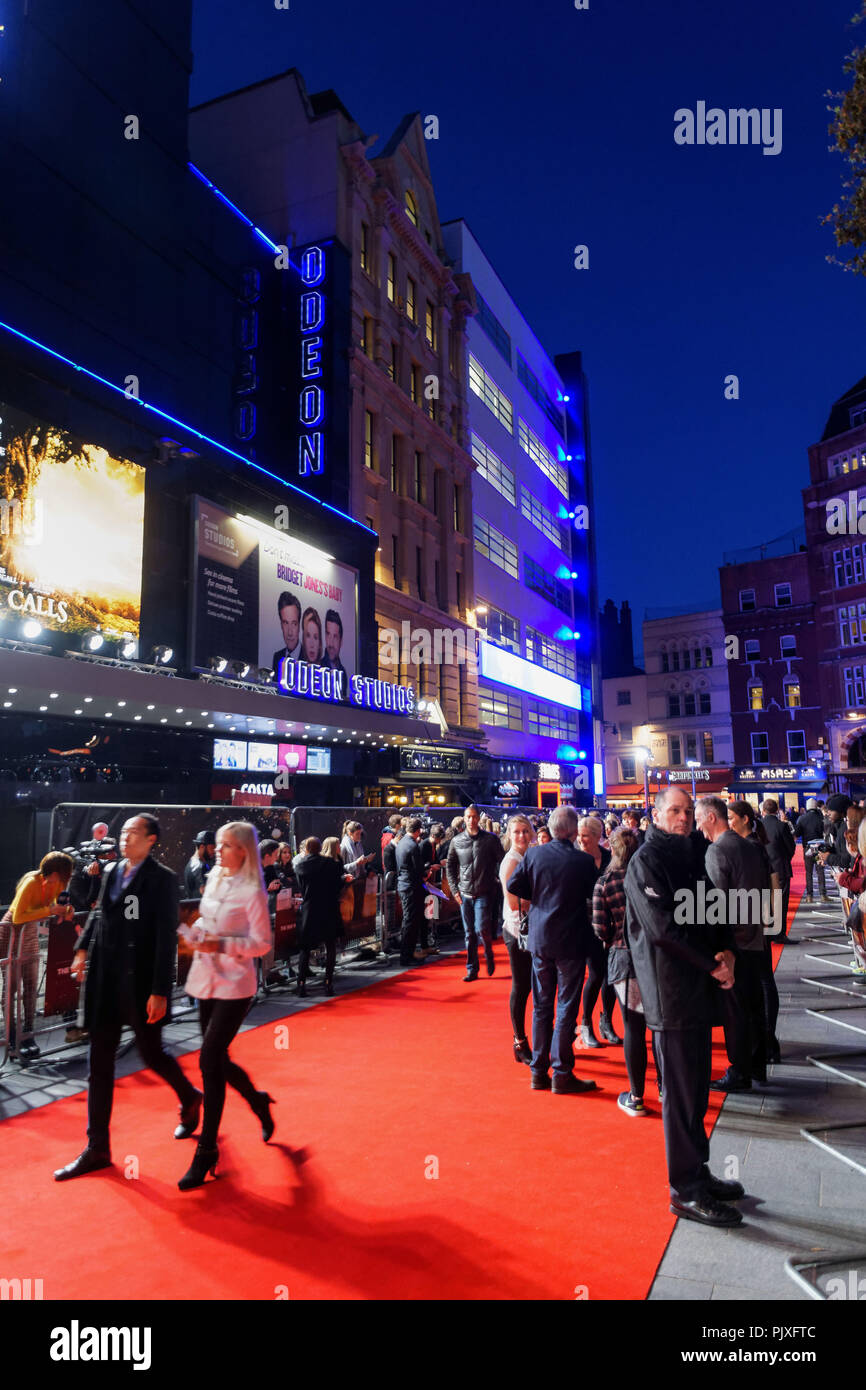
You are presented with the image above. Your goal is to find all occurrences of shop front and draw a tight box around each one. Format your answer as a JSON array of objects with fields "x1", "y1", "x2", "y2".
[{"x1": 727, "y1": 763, "x2": 829, "y2": 812}]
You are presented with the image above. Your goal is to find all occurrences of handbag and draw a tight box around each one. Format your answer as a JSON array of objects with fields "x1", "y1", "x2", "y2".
[{"x1": 607, "y1": 945, "x2": 632, "y2": 985}]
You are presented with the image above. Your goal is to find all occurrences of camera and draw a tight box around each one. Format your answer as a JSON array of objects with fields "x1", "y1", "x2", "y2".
[{"x1": 63, "y1": 838, "x2": 118, "y2": 868}]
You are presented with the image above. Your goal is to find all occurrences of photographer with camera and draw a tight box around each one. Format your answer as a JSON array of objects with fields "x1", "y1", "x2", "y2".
[
  {"x1": 1, "y1": 851, "x2": 75, "y2": 1058},
  {"x1": 67, "y1": 823, "x2": 117, "y2": 915}
]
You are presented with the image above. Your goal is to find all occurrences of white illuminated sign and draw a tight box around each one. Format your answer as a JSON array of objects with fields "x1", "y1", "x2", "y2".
[{"x1": 480, "y1": 641, "x2": 583, "y2": 711}]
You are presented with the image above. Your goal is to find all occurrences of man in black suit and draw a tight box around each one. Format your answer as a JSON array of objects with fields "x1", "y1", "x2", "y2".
[
  {"x1": 696, "y1": 796, "x2": 772, "y2": 1093},
  {"x1": 320, "y1": 607, "x2": 347, "y2": 681},
  {"x1": 396, "y1": 818, "x2": 427, "y2": 967},
  {"x1": 271, "y1": 591, "x2": 302, "y2": 675},
  {"x1": 506, "y1": 805, "x2": 598, "y2": 1095},
  {"x1": 624, "y1": 786, "x2": 741, "y2": 1228},
  {"x1": 760, "y1": 798, "x2": 796, "y2": 939},
  {"x1": 54, "y1": 814, "x2": 201, "y2": 1180}
]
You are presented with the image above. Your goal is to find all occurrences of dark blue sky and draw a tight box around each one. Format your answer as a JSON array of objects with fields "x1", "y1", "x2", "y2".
[{"x1": 191, "y1": 0, "x2": 866, "y2": 643}]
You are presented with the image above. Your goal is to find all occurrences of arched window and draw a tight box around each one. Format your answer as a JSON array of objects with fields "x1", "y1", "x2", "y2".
[
  {"x1": 849, "y1": 735, "x2": 866, "y2": 768},
  {"x1": 660, "y1": 647, "x2": 669, "y2": 673},
  {"x1": 405, "y1": 190, "x2": 419, "y2": 226}
]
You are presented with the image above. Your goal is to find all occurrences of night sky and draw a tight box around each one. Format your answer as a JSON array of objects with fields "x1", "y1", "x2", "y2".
[{"x1": 190, "y1": 0, "x2": 866, "y2": 651}]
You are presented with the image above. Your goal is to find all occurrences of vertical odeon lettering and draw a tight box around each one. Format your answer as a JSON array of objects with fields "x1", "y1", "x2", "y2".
[{"x1": 298, "y1": 246, "x2": 326, "y2": 476}]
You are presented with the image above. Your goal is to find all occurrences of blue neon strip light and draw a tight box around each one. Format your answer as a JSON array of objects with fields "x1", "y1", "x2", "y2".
[
  {"x1": 0, "y1": 316, "x2": 375, "y2": 537},
  {"x1": 187, "y1": 162, "x2": 285, "y2": 259}
]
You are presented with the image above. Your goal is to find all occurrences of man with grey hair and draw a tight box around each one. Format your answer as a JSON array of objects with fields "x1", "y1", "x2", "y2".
[
  {"x1": 506, "y1": 804, "x2": 599, "y2": 1094},
  {"x1": 624, "y1": 786, "x2": 741, "y2": 1226}
]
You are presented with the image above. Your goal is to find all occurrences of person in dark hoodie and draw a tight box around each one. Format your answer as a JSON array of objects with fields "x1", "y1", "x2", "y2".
[{"x1": 624, "y1": 785, "x2": 742, "y2": 1228}]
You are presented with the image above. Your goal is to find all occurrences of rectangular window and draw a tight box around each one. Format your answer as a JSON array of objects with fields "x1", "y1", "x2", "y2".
[
  {"x1": 364, "y1": 411, "x2": 375, "y2": 470},
  {"x1": 360, "y1": 222, "x2": 370, "y2": 274},
  {"x1": 620, "y1": 722, "x2": 633, "y2": 742},
  {"x1": 524, "y1": 554, "x2": 572, "y2": 616},
  {"x1": 520, "y1": 486, "x2": 565, "y2": 548},
  {"x1": 391, "y1": 535, "x2": 399, "y2": 588},
  {"x1": 406, "y1": 277, "x2": 416, "y2": 322},
  {"x1": 683, "y1": 649, "x2": 691, "y2": 670},
  {"x1": 845, "y1": 664, "x2": 866, "y2": 705},
  {"x1": 433, "y1": 470, "x2": 440, "y2": 517},
  {"x1": 425, "y1": 301, "x2": 437, "y2": 349},
  {"x1": 468, "y1": 353, "x2": 514, "y2": 433},
  {"x1": 478, "y1": 680, "x2": 522, "y2": 731},
  {"x1": 516, "y1": 354, "x2": 565, "y2": 438},
  {"x1": 834, "y1": 544, "x2": 864, "y2": 588},
  {"x1": 410, "y1": 364, "x2": 420, "y2": 406},
  {"x1": 362, "y1": 316, "x2": 374, "y2": 359},
  {"x1": 686, "y1": 734, "x2": 698, "y2": 761},
  {"x1": 693, "y1": 647, "x2": 702, "y2": 668},
  {"x1": 699, "y1": 692, "x2": 711, "y2": 714},
  {"x1": 702, "y1": 731, "x2": 714, "y2": 764},
  {"x1": 390, "y1": 436, "x2": 399, "y2": 492},
  {"x1": 785, "y1": 680, "x2": 801, "y2": 707},
  {"x1": 672, "y1": 650, "x2": 680, "y2": 672},
  {"x1": 389, "y1": 342, "x2": 398, "y2": 381},
  {"x1": 387, "y1": 253, "x2": 396, "y2": 302},
  {"x1": 683, "y1": 693, "x2": 696, "y2": 717},
  {"x1": 668, "y1": 694, "x2": 681, "y2": 718},
  {"x1": 744, "y1": 639, "x2": 760, "y2": 660},
  {"x1": 527, "y1": 696, "x2": 578, "y2": 741},
  {"x1": 424, "y1": 390, "x2": 436, "y2": 422},
  {"x1": 454, "y1": 484, "x2": 462, "y2": 533},
  {"x1": 775, "y1": 582, "x2": 792, "y2": 607},
  {"x1": 474, "y1": 290, "x2": 512, "y2": 365},
  {"x1": 471, "y1": 433, "x2": 516, "y2": 505},
  {"x1": 414, "y1": 452, "x2": 423, "y2": 505},
  {"x1": 751, "y1": 731, "x2": 769, "y2": 764},
  {"x1": 435, "y1": 560, "x2": 442, "y2": 610},
  {"x1": 517, "y1": 418, "x2": 568, "y2": 497},
  {"x1": 787, "y1": 730, "x2": 807, "y2": 763},
  {"x1": 705, "y1": 646, "x2": 713, "y2": 667},
  {"x1": 617, "y1": 689, "x2": 632, "y2": 706},
  {"x1": 620, "y1": 756, "x2": 636, "y2": 783},
  {"x1": 840, "y1": 601, "x2": 866, "y2": 647},
  {"x1": 416, "y1": 546, "x2": 425, "y2": 602},
  {"x1": 670, "y1": 736, "x2": 681, "y2": 766},
  {"x1": 739, "y1": 589, "x2": 756, "y2": 612},
  {"x1": 366, "y1": 515, "x2": 375, "y2": 532},
  {"x1": 474, "y1": 516, "x2": 519, "y2": 579},
  {"x1": 749, "y1": 684, "x2": 764, "y2": 710},
  {"x1": 661, "y1": 651, "x2": 669, "y2": 673},
  {"x1": 479, "y1": 600, "x2": 520, "y2": 655},
  {"x1": 526, "y1": 626, "x2": 576, "y2": 679}
]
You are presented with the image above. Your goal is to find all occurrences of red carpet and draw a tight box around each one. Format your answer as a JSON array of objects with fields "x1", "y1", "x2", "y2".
[{"x1": 1, "y1": 864, "x2": 803, "y2": 1301}]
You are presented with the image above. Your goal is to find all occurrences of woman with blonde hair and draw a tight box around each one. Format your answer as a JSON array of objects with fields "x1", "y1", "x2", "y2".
[
  {"x1": 177, "y1": 821, "x2": 274, "y2": 1189},
  {"x1": 500, "y1": 815, "x2": 535, "y2": 1064}
]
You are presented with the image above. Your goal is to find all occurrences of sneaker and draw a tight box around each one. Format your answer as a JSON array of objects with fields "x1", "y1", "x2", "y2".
[
  {"x1": 617, "y1": 1090, "x2": 647, "y2": 1116},
  {"x1": 19, "y1": 1038, "x2": 40, "y2": 1058}
]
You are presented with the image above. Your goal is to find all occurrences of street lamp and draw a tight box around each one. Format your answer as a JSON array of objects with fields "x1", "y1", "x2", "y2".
[
  {"x1": 635, "y1": 746, "x2": 652, "y2": 815},
  {"x1": 686, "y1": 759, "x2": 700, "y2": 801}
]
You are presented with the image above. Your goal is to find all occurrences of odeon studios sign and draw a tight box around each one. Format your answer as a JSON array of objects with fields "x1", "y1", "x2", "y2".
[{"x1": 277, "y1": 659, "x2": 416, "y2": 716}]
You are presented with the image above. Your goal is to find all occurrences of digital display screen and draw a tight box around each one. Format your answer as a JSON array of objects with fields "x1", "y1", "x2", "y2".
[
  {"x1": 247, "y1": 742, "x2": 278, "y2": 772},
  {"x1": 306, "y1": 746, "x2": 331, "y2": 775},
  {"x1": 213, "y1": 739, "x2": 248, "y2": 771},
  {"x1": 277, "y1": 742, "x2": 307, "y2": 774}
]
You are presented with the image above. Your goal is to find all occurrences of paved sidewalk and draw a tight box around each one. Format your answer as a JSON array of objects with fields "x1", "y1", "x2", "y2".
[{"x1": 649, "y1": 891, "x2": 866, "y2": 1302}]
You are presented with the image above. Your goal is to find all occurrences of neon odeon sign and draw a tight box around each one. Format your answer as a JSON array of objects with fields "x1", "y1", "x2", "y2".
[{"x1": 298, "y1": 246, "x2": 326, "y2": 477}]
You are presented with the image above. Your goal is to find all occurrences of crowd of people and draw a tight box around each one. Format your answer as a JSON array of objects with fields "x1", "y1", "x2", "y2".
[{"x1": 2, "y1": 788, "x2": 863, "y2": 1213}]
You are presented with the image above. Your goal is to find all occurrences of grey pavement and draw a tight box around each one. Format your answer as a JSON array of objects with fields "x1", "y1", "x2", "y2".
[{"x1": 648, "y1": 889, "x2": 866, "y2": 1302}]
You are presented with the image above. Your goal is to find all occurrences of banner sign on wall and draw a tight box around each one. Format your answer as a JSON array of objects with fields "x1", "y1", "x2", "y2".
[
  {"x1": 191, "y1": 497, "x2": 358, "y2": 682},
  {"x1": 0, "y1": 401, "x2": 144, "y2": 640}
]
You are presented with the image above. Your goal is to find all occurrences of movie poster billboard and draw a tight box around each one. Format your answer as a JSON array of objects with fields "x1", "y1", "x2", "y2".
[
  {"x1": 191, "y1": 497, "x2": 357, "y2": 683},
  {"x1": 0, "y1": 401, "x2": 145, "y2": 638}
]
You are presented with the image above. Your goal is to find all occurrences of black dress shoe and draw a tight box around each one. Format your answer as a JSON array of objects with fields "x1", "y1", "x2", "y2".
[
  {"x1": 174, "y1": 1088, "x2": 203, "y2": 1140},
  {"x1": 552, "y1": 1073, "x2": 598, "y2": 1095},
  {"x1": 704, "y1": 1175, "x2": 745, "y2": 1201},
  {"x1": 671, "y1": 1193, "x2": 743, "y2": 1226},
  {"x1": 463, "y1": 970, "x2": 478, "y2": 983},
  {"x1": 54, "y1": 1148, "x2": 112, "y2": 1181},
  {"x1": 531, "y1": 1072, "x2": 551, "y2": 1090},
  {"x1": 709, "y1": 1073, "x2": 752, "y2": 1093}
]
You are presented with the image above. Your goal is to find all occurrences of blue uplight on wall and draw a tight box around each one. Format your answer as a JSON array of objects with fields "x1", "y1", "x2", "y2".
[
  {"x1": 557, "y1": 745, "x2": 578, "y2": 762},
  {"x1": 578, "y1": 751, "x2": 587, "y2": 760}
]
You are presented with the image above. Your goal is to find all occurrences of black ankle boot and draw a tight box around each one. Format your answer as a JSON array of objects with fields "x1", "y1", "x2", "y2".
[
  {"x1": 324, "y1": 977, "x2": 335, "y2": 996},
  {"x1": 178, "y1": 1142, "x2": 219, "y2": 1190},
  {"x1": 297, "y1": 979, "x2": 307, "y2": 997},
  {"x1": 252, "y1": 1091, "x2": 276, "y2": 1143}
]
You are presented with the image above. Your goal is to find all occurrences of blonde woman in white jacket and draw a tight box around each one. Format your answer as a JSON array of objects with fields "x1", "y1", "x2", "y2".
[{"x1": 177, "y1": 821, "x2": 274, "y2": 1190}]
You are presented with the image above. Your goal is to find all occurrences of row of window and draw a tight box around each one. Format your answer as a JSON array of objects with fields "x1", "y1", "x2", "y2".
[
  {"x1": 516, "y1": 354, "x2": 565, "y2": 439},
  {"x1": 380, "y1": 534, "x2": 464, "y2": 612},
  {"x1": 361, "y1": 336, "x2": 444, "y2": 422},
  {"x1": 364, "y1": 414, "x2": 464, "y2": 525},
  {"x1": 470, "y1": 434, "x2": 570, "y2": 552},
  {"x1": 620, "y1": 732, "x2": 715, "y2": 780},
  {"x1": 660, "y1": 646, "x2": 714, "y2": 672},
  {"x1": 739, "y1": 583, "x2": 793, "y2": 611},
  {"x1": 749, "y1": 730, "x2": 808, "y2": 764},
  {"x1": 834, "y1": 545, "x2": 864, "y2": 589},
  {"x1": 747, "y1": 679, "x2": 801, "y2": 709},
  {"x1": 743, "y1": 635, "x2": 797, "y2": 660},
  {"x1": 478, "y1": 600, "x2": 577, "y2": 680},
  {"x1": 475, "y1": 290, "x2": 512, "y2": 367},
  {"x1": 667, "y1": 692, "x2": 712, "y2": 718},
  {"x1": 468, "y1": 355, "x2": 569, "y2": 497},
  {"x1": 360, "y1": 220, "x2": 440, "y2": 346},
  {"x1": 840, "y1": 601, "x2": 866, "y2": 648},
  {"x1": 829, "y1": 447, "x2": 866, "y2": 478},
  {"x1": 474, "y1": 520, "x2": 573, "y2": 617},
  {"x1": 845, "y1": 665, "x2": 866, "y2": 706},
  {"x1": 477, "y1": 681, "x2": 578, "y2": 740}
]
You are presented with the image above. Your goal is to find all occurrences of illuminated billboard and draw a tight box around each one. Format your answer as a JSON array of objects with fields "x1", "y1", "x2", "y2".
[{"x1": 0, "y1": 402, "x2": 145, "y2": 639}]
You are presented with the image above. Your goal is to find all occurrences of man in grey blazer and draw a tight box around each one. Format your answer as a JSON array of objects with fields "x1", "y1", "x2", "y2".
[{"x1": 696, "y1": 797, "x2": 772, "y2": 1093}]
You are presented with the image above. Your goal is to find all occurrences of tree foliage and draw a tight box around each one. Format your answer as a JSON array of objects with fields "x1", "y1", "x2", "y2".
[{"x1": 825, "y1": 2, "x2": 866, "y2": 275}]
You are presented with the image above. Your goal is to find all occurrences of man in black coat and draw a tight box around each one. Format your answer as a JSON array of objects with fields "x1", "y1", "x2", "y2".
[
  {"x1": 53, "y1": 814, "x2": 201, "y2": 1181},
  {"x1": 506, "y1": 805, "x2": 598, "y2": 1095},
  {"x1": 446, "y1": 804, "x2": 504, "y2": 981},
  {"x1": 624, "y1": 786, "x2": 741, "y2": 1228},
  {"x1": 795, "y1": 798, "x2": 829, "y2": 902},
  {"x1": 183, "y1": 829, "x2": 215, "y2": 899},
  {"x1": 396, "y1": 818, "x2": 427, "y2": 967},
  {"x1": 760, "y1": 799, "x2": 796, "y2": 939},
  {"x1": 819, "y1": 794, "x2": 854, "y2": 874}
]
